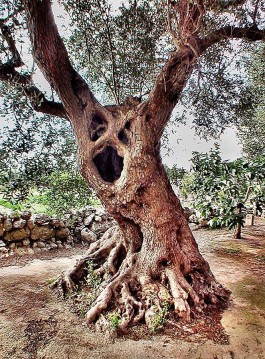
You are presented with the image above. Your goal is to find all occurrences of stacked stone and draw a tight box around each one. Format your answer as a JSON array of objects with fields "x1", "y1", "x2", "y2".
[
  {"x1": 63, "y1": 206, "x2": 115, "y2": 244},
  {"x1": 0, "y1": 211, "x2": 72, "y2": 257},
  {"x1": 0, "y1": 206, "x2": 115, "y2": 257}
]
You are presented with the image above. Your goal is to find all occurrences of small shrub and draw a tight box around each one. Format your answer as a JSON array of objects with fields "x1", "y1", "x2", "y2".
[
  {"x1": 150, "y1": 299, "x2": 170, "y2": 333},
  {"x1": 85, "y1": 260, "x2": 102, "y2": 289},
  {"x1": 107, "y1": 311, "x2": 121, "y2": 329}
]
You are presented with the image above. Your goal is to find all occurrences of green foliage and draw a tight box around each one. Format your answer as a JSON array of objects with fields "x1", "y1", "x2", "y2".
[
  {"x1": 0, "y1": 113, "x2": 98, "y2": 215},
  {"x1": 63, "y1": 0, "x2": 166, "y2": 104},
  {"x1": 165, "y1": 165, "x2": 187, "y2": 188},
  {"x1": 30, "y1": 171, "x2": 97, "y2": 216},
  {"x1": 47, "y1": 277, "x2": 58, "y2": 285},
  {"x1": 0, "y1": 115, "x2": 77, "y2": 201},
  {"x1": 236, "y1": 44, "x2": 265, "y2": 159},
  {"x1": 0, "y1": 198, "x2": 23, "y2": 211},
  {"x1": 150, "y1": 299, "x2": 170, "y2": 333},
  {"x1": 85, "y1": 260, "x2": 102, "y2": 290},
  {"x1": 182, "y1": 145, "x2": 265, "y2": 228},
  {"x1": 107, "y1": 311, "x2": 121, "y2": 329}
]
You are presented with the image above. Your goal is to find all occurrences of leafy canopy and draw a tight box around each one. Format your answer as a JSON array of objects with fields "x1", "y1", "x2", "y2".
[{"x1": 180, "y1": 145, "x2": 265, "y2": 228}]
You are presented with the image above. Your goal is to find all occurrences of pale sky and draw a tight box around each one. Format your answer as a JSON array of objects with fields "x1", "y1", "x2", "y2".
[{"x1": 161, "y1": 123, "x2": 241, "y2": 169}]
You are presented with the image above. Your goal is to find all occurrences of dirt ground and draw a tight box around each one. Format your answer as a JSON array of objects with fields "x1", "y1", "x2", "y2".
[{"x1": 0, "y1": 220, "x2": 264, "y2": 359}]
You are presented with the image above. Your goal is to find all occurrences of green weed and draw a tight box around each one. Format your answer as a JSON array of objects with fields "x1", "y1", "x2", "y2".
[
  {"x1": 107, "y1": 311, "x2": 121, "y2": 329},
  {"x1": 47, "y1": 277, "x2": 58, "y2": 285},
  {"x1": 150, "y1": 299, "x2": 170, "y2": 333},
  {"x1": 85, "y1": 260, "x2": 102, "y2": 289}
]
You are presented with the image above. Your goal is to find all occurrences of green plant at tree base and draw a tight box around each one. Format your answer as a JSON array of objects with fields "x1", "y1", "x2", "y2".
[
  {"x1": 47, "y1": 277, "x2": 58, "y2": 285},
  {"x1": 85, "y1": 260, "x2": 102, "y2": 290},
  {"x1": 107, "y1": 311, "x2": 122, "y2": 329},
  {"x1": 150, "y1": 299, "x2": 171, "y2": 333}
]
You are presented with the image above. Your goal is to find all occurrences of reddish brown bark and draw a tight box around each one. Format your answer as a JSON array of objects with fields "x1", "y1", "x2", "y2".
[{"x1": 50, "y1": 98, "x2": 230, "y2": 328}]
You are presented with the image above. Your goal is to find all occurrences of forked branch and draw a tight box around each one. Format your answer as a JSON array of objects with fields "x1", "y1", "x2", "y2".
[
  {"x1": 0, "y1": 19, "x2": 67, "y2": 119},
  {"x1": 22, "y1": 0, "x2": 97, "y2": 120},
  {"x1": 146, "y1": 0, "x2": 265, "y2": 141}
]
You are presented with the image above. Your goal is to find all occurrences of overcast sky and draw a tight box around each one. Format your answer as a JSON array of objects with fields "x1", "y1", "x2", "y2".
[{"x1": 161, "y1": 123, "x2": 241, "y2": 169}]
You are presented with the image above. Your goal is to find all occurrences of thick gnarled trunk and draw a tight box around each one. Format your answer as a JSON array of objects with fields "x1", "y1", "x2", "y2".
[
  {"x1": 20, "y1": 0, "x2": 256, "y2": 332},
  {"x1": 53, "y1": 105, "x2": 229, "y2": 330}
]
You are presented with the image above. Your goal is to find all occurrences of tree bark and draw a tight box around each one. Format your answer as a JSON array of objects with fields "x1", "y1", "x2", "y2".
[
  {"x1": 52, "y1": 101, "x2": 230, "y2": 330},
  {"x1": 234, "y1": 203, "x2": 244, "y2": 239}
]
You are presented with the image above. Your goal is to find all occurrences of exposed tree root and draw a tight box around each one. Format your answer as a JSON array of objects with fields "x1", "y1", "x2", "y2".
[{"x1": 52, "y1": 225, "x2": 230, "y2": 332}]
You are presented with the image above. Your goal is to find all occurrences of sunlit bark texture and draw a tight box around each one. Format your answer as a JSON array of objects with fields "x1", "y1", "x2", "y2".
[{"x1": 14, "y1": 0, "x2": 264, "y2": 330}]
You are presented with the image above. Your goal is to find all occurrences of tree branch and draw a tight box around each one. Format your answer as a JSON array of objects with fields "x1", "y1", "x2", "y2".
[
  {"x1": 22, "y1": 0, "x2": 97, "y2": 119},
  {"x1": 199, "y1": 25, "x2": 265, "y2": 53},
  {"x1": 24, "y1": 85, "x2": 68, "y2": 118},
  {"x1": 145, "y1": 22, "x2": 264, "y2": 141},
  {"x1": 145, "y1": 45, "x2": 195, "y2": 137},
  {"x1": 145, "y1": 0, "x2": 206, "y2": 140},
  {"x1": 214, "y1": 0, "x2": 247, "y2": 10},
  {"x1": 0, "y1": 64, "x2": 67, "y2": 119},
  {"x1": 0, "y1": 22, "x2": 24, "y2": 67},
  {"x1": 0, "y1": 6, "x2": 67, "y2": 119}
]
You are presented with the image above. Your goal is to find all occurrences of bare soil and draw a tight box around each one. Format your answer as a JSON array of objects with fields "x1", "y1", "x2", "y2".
[{"x1": 0, "y1": 220, "x2": 264, "y2": 359}]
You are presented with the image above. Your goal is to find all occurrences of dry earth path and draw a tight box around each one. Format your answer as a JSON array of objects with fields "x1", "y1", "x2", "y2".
[{"x1": 0, "y1": 220, "x2": 264, "y2": 359}]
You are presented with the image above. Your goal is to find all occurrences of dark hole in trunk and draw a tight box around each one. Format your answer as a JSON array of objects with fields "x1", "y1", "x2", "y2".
[
  {"x1": 185, "y1": 274, "x2": 192, "y2": 284},
  {"x1": 125, "y1": 120, "x2": 131, "y2": 129},
  {"x1": 90, "y1": 113, "x2": 107, "y2": 141},
  {"x1": 114, "y1": 245, "x2": 127, "y2": 270},
  {"x1": 118, "y1": 129, "x2": 129, "y2": 145},
  {"x1": 93, "y1": 146, "x2": 124, "y2": 183}
]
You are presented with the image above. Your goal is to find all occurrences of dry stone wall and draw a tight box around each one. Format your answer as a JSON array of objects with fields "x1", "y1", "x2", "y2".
[{"x1": 0, "y1": 206, "x2": 115, "y2": 257}]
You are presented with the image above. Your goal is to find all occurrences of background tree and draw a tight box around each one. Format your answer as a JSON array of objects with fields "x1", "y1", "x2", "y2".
[
  {"x1": 165, "y1": 164, "x2": 187, "y2": 189},
  {"x1": 0, "y1": 108, "x2": 96, "y2": 214},
  {"x1": 181, "y1": 145, "x2": 265, "y2": 237},
  {"x1": 236, "y1": 44, "x2": 265, "y2": 159},
  {"x1": 0, "y1": 0, "x2": 264, "y2": 331}
]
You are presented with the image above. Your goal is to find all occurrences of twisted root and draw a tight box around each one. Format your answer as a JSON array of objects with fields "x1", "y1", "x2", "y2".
[{"x1": 51, "y1": 226, "x2": 230, "y2": 331}]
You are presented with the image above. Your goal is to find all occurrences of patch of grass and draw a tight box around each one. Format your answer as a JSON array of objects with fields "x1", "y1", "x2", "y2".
[
  {"x1": 214, "y1": 242, "x2": 242, "y2": 256},
  {"x1": 221, "y1": 247, "x2": 242, "y2": 255},
  {"x1": 47, "y1": 277, "x2": 58, "y2": 285},
  {"x1": 233, "y1": 277, "x2": 265, "y2": 312}
]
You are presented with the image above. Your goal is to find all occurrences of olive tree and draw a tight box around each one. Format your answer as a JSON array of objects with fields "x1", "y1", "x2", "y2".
[{"x1": 0, "y1": 0, "x2": 264, "y2": 330}]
